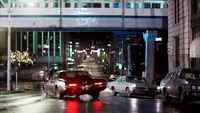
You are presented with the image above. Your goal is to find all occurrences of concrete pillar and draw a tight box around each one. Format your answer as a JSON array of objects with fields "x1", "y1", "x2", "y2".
[{"x1": 147, "y1": 41, "x2": 155, "y2": 84}]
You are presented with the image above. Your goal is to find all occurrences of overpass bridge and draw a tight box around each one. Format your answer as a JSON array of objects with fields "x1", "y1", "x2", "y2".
[
  {"x1": 0, "y1": 0, "x2": 168, "y2": 84},
  {"x1": 0, "y1": 0, "x2": 167, "y2": 30}
]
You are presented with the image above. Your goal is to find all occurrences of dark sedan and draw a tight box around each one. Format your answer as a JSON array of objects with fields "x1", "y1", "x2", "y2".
[{"x1": 42, "y1": 70, "x2": 107, "y2": 100}]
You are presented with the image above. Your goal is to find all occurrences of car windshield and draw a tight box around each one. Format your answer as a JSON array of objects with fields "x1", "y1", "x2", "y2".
[
  {"x1": 59, "y1": 71, "x2": 91, "y2": 77},
  {"x1": 127, "y1": 77, "x2": 147, "y2": 83},
  {"x1": 181, "y1": 71, "x2": 200, "y2": 79}
]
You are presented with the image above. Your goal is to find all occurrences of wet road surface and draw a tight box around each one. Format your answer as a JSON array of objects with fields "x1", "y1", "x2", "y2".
[{"x1": 1, "y1": 90, "x2": 200, "y2": 113}]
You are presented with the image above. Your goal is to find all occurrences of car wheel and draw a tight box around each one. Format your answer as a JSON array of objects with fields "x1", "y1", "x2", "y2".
[
  {"x1": 180, "y1": 92, "x2": 189, "y2": 105},
  {"x1": 164, "y1": 92, "x2": 171, "y2": 103},
  {"x1": 55, "y1": 88, "x2": 63, "y2": 99},
  {"x1": 112, "y1": 87, "x2": 117, "y2": 96},
  {"x1": 126, "y1": 88, "x2": 132, "y2": 98},
  {"x1": 91, "y1": 92, "x2": 99, "y2": 100}
]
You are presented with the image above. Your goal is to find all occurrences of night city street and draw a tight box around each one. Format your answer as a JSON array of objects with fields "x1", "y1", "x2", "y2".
[{"x1": 0, "y1": 57, "x2": 200, "y2": 113}]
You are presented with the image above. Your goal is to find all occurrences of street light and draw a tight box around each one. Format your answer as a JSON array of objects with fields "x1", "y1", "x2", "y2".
[{"x1": 7, "y1": 0, "x2": 11, "y2": 91}]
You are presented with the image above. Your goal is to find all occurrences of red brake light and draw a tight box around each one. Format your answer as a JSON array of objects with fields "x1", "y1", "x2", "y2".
[
  {"x1": 94, "y1": 82, "x2": 104, "y2": 85},
  {"x1": 68, "y1": 83, "x2": 78, "y2": 87}
]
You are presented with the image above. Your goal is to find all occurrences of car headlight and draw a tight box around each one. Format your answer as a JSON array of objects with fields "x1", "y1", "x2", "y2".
[
  {"x1": 133, "y1": 84, "x2": 136, "y2": 88},
  {"x1": 157, "y1": 86, "x2": 160, "y2": 90},
  {"x1": 192, "y1": 85, "x2": 196, "y2": 90},
  {"x1": 198, "y1": 86, "x2": 200, "y2": 91}
]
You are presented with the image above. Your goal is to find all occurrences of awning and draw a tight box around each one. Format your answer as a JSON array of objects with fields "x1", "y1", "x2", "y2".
[{"x1": 190, "y1": 37, "x2": 200, "y2": 58}]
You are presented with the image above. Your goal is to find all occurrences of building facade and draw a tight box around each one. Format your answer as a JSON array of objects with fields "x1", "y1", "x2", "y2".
[{"x1": 168, "y1": 0, "x2": 200, "y2": 70}]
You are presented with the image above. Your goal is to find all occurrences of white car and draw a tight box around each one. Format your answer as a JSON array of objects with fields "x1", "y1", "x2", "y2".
[{"x1": 107, "y1": 76, "x2": 160, "y2": 98}]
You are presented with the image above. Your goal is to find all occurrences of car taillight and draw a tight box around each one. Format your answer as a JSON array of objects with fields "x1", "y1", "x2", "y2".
[
  {"x1": 94, "y1": 82, "x2": 104, "y2": 85},
  {"x1": 68, "y1": 83, "x2": 78, "y2": 87}
]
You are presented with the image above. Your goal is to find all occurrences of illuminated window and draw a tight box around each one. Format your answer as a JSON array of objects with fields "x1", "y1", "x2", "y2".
[
  {"x1": 51, "y1": 0, "x2": 58, "y2": 8},
  {"x1": 114, "y1": 0, "x2": 121, "y2": 8},
  {"x1": 43, "y1": 0, "x2": 48, "y2": 8},
  {"x1": 11, "y1": 0, "x2": 17, "y2": 8},
  {"x1": 19, "y1": 0, "x2": 40, "y2": 8},
  {"x1": 125, "y1": 0, "x2": 133, "y2": 8}
]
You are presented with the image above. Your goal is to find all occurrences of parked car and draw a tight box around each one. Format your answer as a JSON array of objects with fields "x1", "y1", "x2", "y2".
[
  {"x1": 42, "y1": 70, "x2": 107, "y2": 100},
  {"x1": 108, "y1": 74, "x2": 119, "y2": 81},
  {"x1": 160, "y1": 67, "x2": 200, "y2": 104},
  {"x1": 107, "y1": 76, "x2": 160, "y2": 98}
]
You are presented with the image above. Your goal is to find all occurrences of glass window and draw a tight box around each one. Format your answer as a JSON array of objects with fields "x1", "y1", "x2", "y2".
[
  {"x1": 64, "y1": 3, "x2": 70, "y2": 7},
  {"x1": 125, "y1": 0, "x2": 133, "y2": 8},
  {"x1": 11, "y1": 0, "x2": 17, "y2": 8},
  {"x1": 51, "y1": 0, "x2": 58, "y2": 8},
  {"x1": 144, "y1": 3, "x2": 150, "y2": 8},
  {"x1": 152, "y1": 3, "x2": 160, "y2": 8},
  {"x1": 135, "y1": 3, "x2": 141, "y2": 9},
  {"x1": 105, "y1": 0, "x2": 111, "y2": 8},
  {"x1": 114, "y1": 0, "x2": 121, "y2": 8},
  {"x1": 82, "y1": 3, "x2": 92, "y2": 8},
  {"x1": 19, "y1": 0, "x2": 40, "y2": 8},
  {"x1": 43, "y1": 3, "x2": 48, "y2": 8},
  {"x1": 64, "y1": 0, "x2": 70, "y2": 8},
  {"x1": 126, "y1": 3, "x2": 131, "y2": 8},
  {"x1": 73, "y1": 0, "x2": 79, "y2": 8},
  {"x1": 93, "y1": 3, "x2": 101, "y2": 8},
  {"x1": 127, "y1": 77, "x2": 147, "y2": 83}
]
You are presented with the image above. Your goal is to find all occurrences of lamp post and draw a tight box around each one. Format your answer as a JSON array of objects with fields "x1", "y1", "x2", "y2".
[
  {"x1": 107, "y1": 44, "x2": 111, "y2": 77},
  {"x1": 114, "y1": 45, "x2": 122, "y2": 76},
  {"x1": 7, "y1": 0, "x2": 11, "y2": 91}
]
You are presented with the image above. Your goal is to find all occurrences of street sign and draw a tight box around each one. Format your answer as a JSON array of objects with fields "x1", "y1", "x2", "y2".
[
  {"x1": 147, "y1": 36, "x2": 156, "y2": 41},
  {"x1": 143, "y1": 30, "x2": 158, "y2": 42}
]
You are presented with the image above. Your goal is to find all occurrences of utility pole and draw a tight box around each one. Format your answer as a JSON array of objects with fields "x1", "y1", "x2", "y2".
[{"x1": 7, "y1": 0, "x2": 11, "y2": 91}]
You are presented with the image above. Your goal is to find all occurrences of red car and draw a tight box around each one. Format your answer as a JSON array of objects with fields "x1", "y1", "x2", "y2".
[{"x1": 42, "y1": 70, "x2": 106, "y2": 100}]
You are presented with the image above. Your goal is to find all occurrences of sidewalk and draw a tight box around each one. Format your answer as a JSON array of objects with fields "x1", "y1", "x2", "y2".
[
  {"x1": 0, "y1": 81, "x2": 45, "y2": 111},
  {"x1": 0, "y1": 81, "x2": 43, "y2": 95}
]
